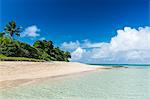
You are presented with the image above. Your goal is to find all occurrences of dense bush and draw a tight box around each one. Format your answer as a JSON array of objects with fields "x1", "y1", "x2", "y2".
[
  {"x1": 0, "y1": 21, "x2": 71, "y2": 62},
  {"x1": 0, "y1": 36, "x2": 71, "y2": 61},
  {"x1": 0, "y1": 37, "x2": 39, "y2": 58}
]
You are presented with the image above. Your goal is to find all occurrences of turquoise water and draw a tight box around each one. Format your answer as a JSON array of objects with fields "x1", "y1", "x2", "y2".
[
  {"x1": 1, "y1": 67, "x2": 150, "y2": 99},
  {"x1": 90, "y1": 64, "x2": 150, "y2": 67}
]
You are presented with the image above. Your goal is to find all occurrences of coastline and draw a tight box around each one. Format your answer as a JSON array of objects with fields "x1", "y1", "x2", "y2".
[
  {"x1": 0, "y1": 61, "x2": 110, "y2": 89},
  {"x1": 1, "y1": 62, "x2": 148, "y2": 99}
]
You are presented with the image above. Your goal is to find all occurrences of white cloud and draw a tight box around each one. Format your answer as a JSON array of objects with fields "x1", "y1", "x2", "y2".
[
  {"x1": 63, "y1": 26, "x2": 150, "y2": 64},
  {"x1": 40, "y1": 37, "x2": 46, "y2": 40},
  {"x1": 71, "y1": 47, "x2": 86, "y2": 60},
  {"x1": 82, "y1": 39, "x2": 106, "y2": 48},
  {"x1": 60, "y1": 40, "x2": 105, "y2": 51},
  {"x1": 60, "y1": 41, "x2": 80, "y2": 50},
  {"x1": 22, "y1": 25, "x2": 40, "y2": 38}
]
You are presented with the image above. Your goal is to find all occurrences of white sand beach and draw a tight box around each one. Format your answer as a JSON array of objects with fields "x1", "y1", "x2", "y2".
[{"x1": 0, "y1": 61, "x2": 108, "y2": 89}]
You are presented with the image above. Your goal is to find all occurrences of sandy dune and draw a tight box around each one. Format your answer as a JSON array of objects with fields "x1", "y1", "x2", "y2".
[{"x1": 0, "y1": 61, "x2": 105, "y2": 89}]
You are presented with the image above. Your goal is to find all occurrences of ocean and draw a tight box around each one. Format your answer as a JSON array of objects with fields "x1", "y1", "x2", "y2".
[
  {"x1": 90, "y1": 64, "x2": 150, "y2": 67},
  {"x1": 1, "y1": 65, "x2": 150, "y2": 99}
]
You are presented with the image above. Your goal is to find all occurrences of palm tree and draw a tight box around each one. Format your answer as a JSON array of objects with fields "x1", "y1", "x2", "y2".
[{"x1": 4, "y1": 21, "x2": 21, "y2": 38}]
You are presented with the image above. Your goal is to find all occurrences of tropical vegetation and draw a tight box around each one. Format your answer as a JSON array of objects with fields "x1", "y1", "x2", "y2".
[{"x1": 0, "y1": 21, "x2": 71, "y2": 62}]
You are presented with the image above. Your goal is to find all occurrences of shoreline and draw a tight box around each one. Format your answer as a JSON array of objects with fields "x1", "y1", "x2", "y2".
[
  {"x1": 0, "y1": 61, "x2": 111, "y2": 89},
  {"x1": 0, "y1": 69, "x2": 98, "y2": 90}
]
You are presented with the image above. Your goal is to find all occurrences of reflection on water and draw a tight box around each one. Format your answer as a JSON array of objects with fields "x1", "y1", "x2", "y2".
[{"x1": 1, "y1": 68, "x2": 150, "y2": 99}]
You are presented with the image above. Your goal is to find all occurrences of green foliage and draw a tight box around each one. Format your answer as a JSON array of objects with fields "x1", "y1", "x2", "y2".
[
  {"x1": 0, "y1": 56, "x2": 45, "y2": 62},
  {"x1": 33, "y1": 40, "x2": 54, "y2": 54},
  {"x1": 50, "y1": 47, "x2": 70, "y2": 61},
  {"x1": 0, "y1": 54, "x2": 7, "y2": 58},
  {"x1": 0, "y1": 37, "x2": 71, "y2": 62},
  {"x1": 4, "y1": 21, "x2": 21, "y2": 38},
  {"x1": 0, "y1": 32, "x2": 5, "y2": 38},
  {"x1": 0, "y1": 21, "x2": 71, "y2": 62},
  {"x1": 0, "y1": 37, "x2": 39, "y2": 58},
  {"x1": 33, "y1": 40, "x2": 71, "y2": 61},
  {"x1": 36, "y1": 49, "x2": 52, "y2": 61}
]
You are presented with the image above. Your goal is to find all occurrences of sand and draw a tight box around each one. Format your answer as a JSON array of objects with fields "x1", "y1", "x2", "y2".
[{"x1": 0, "y1": 61, "x2": 107, "y2": 89}]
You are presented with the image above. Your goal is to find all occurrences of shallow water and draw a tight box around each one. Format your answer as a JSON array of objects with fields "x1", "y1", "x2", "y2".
[{"x1": 1, "y1": 68, "x2": 150, "y2": 99}]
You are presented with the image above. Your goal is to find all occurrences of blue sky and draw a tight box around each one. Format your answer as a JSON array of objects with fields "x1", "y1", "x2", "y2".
[
  {"x1": 1, "y1": 0, "x2": 149, "y2": 44},
  {"x1": 1, "y1": 0, "x2": 150, "y2": 63}
]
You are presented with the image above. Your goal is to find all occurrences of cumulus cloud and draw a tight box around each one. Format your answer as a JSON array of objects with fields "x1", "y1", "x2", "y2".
[
  {"x1": 62, "y1": 26, "x2": 150, "y2": 64},
  {"x1": 71, "y1": 47, "x2": 86, "y2": 60},
  {"x1": 22, "y1": 25, "x2": 40, "y2": 38}
]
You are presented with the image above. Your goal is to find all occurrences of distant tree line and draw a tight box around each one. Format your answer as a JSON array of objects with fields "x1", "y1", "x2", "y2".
[{"x1": 0, "y1": 21, "x2": 71, "y2": 61}]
